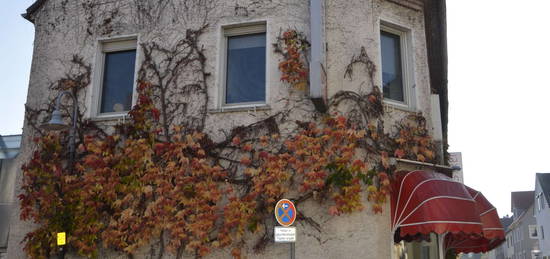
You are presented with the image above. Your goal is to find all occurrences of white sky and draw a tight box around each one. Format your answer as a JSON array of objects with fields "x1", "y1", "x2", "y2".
[
  {"x1": 447, "y1": 0, "x2": 550, "y2": 216},
  {"x1": 1, "y1": 0, "x2": 549, "y2": 216}
]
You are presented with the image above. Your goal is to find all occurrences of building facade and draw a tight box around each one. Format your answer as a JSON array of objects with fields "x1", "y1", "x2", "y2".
[
  {"x1": 535, "y1": 173, "x2": 550, "y2": 258},
  {"x1": 477, "y1": 216, "x2": 512, "y2": 259},
  {"x1": 8, "y1": 0, "x2": 449, "y2": 258},
  {"x1": 505, "y1": 192, "x2": 539, "y2": 259}
]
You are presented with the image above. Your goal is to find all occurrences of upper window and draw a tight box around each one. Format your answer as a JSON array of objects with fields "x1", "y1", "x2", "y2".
[
  {"x1": 529, "y1": 225, "x2": 538, "y2": 239},
  {"x1": 94, "y1": 38, "x2": 138, "y2": 116},
  {"x1": 222, "y1": 24, "x2": 266, "y2": 106},
  {"x1": 380, "y1": 23, "x2": 412, "y2": 106},
  {"x1": 537, "y1": 192, "x2": 544, "y2": 212}
]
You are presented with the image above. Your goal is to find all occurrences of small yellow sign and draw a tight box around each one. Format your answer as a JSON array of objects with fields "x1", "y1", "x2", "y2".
[{"x1": 57, "y1": 232, "x2": 66, "y2": 246}]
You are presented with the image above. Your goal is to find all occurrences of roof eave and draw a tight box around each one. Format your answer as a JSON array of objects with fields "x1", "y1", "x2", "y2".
[
  {"x1": 536, "y1": 173, "x2": 550, "y2": 207},
  {"x1": 22, "y1": 13, "x2": 33, "y2": 23},
  {"x1": 22, "y1": 0, "x2": 47, "y2": 23}
]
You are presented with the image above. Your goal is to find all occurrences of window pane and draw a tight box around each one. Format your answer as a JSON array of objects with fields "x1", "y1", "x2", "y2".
[
  {"x1": 100, "y1": 50, "x2": 136, "y2": 113},
  {"x1": 226, "y1": 33, "x2": 266, "y2": 104},
  {"x1": 381, "y1": 31, "x2": 404, "y2": 102}
]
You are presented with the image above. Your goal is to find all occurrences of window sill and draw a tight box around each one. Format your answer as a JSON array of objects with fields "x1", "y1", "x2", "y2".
[
  {"x1": 88, "y1": 112, "x2": 130, "y2": 123},
  {"x1": 383, "y1": 100, "x2": 416, "y2": 113},
  {"x1": 209, "y1": 104, "x2": 270, "y2": 114}
]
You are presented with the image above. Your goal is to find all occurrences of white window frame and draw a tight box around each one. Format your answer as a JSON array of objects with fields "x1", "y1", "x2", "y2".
[
  {"x1": 218, "y1": 22, "x2": 268, "y2": 109},
  {"x1": 90, "y1": 35, "x2": 140, "y2": 120},
  {"x1": 379, "y1": 21, "x2": 416, "y2": 110}
]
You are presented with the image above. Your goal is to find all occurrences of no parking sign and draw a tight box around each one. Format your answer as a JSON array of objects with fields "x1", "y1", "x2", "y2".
[
  {"x1": 274, "y1": 199, "x2": 296, "y2": 227},
  {"x1": 274, "y1": 199, "x2": 296, "y2": 254}
]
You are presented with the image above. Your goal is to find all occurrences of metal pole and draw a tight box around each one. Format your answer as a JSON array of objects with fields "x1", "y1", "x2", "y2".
[
  {"x1": 290, "y1": 242, "x2": 295, "y2": 259},
  {"x1": 54, "y1": 91, "x2": 78, "y2": 163},
  {"x1": 66, "y1": 92, "x2": 77, "y2": 259},
  {"x1": 69, "y1": 92, "x2": 77, "y2": 164},
  {"x1": 53, "y1": 91, "x2": 78, "y2": 259},
  {"x1": 58, "y1": 246, "x2": 65, "y2": 259}
]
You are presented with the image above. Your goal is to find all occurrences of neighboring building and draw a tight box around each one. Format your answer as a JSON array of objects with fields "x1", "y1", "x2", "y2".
[
  {"x1": 0, "y1": 135, "x2": 22, "y2": 259},
  {"x1": 486, "y1": 216, "x2": 513, "y2": 259},
  {"x1": 512, "y1": 191, "x2": 535, "y2": 220},
  {"x1": 534, "y1": 173, "x2": 550, "y2": 258},
  {"x1": 505, "y1": 191, "x2": 539, "y2": 259},
  {"x1": 8, "y1": 0, "x2": 462, "y2": 258}
]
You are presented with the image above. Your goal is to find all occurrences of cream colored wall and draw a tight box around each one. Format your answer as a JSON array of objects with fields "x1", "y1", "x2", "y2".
[
  {"x1": 325, "y1": 0, "x2": 433, "y2": 129},
  {"x1": 8, "y1": 0, "x2": 433, "y2": 258}
]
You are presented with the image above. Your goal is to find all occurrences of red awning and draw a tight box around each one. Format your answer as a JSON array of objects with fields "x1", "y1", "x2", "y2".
[
  {"x1": 391, "y1": 171, "x2": 483, "y2": 239},
  {"x1": 444, "y1": 186, "x2": 506, "y2": 253}
]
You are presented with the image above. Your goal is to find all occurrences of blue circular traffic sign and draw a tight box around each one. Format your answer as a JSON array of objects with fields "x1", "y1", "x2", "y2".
[{"x1": 275, "y1": 199, "x2": 296, "y2": 227}]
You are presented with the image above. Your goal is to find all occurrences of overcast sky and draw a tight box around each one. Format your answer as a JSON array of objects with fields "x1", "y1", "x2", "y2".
[
  {"x1": 1, "y1": 0, "x2": 549, "y2": 216},
  {"x1": 0, "y1": 0, "x2": 34, "y2": 136},
  {"x1": 446, "y1": 0, "x2": 550, "y2": 216}
]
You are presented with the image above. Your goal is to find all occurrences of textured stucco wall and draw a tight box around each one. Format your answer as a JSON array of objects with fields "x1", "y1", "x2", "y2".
[
  {"x1": 325, "y1": 0, "x2": 433, "y2": 129},
  {"x1": 8, "y1": 0, "x2": 433, "y2": 258}
]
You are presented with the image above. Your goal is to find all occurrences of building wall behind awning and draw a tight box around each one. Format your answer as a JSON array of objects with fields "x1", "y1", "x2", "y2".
[
  {"x1": 0, "y1": 135, "x2": 21, "y2": 250},
  {"x1": 0, "y1": 203, "x2": 10, "y2": 249},
  {"x1": 0, "y1": 159, "x2": 20, "y2": 249}
]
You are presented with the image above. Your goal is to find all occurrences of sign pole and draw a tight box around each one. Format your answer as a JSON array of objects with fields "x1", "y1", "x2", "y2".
[
  {"x1": 274, "y1": 199, "x2": 297, "y2": 259},
  {"x1": 57, "y1": 232, "x2": 66, "y2": 259}
]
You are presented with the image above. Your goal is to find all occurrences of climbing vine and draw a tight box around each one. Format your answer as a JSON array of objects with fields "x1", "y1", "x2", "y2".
[
  {"x1": 393, "y1": 114, "x2": 437, "y2": 162},
  {"x1": 275, "y1": 29, "x2": 310, "y2": 90},
  {"x1": 20, "y1": 27, "x2": 437, "y2": 259}
]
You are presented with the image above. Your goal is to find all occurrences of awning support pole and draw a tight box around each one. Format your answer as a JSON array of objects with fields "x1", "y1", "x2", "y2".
[
  {"x1": 437, "y1": 233, "x2": 447, "y2": 259},
  {"x1": 390, "y1": 234, "x2": 395, "y2": 259}
]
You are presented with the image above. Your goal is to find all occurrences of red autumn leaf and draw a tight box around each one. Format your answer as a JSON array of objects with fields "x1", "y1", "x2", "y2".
[
  {"x1": 197, "y1": 149, "x2": 206, "y2": 157},
  {"x1": 352, "y1": 159, "x2": 365, "y2": 169},
  {"x1": 381, "y1": 151, "x2": 390, "y2": 169},
  {"x1": 368, "y1": 94, "x2": 378, "y2": 103},
  {"x1": 242, "y1": 144, "x2": 252, "y2": 152},
  {"x1": 231, "y1": 247, "x2": 241, "y2": 259},
  {"x1": 328, "y1": 206, "x2": 340, "y2": 216},
  {"x1": 240, "y1": 157, "x2": 251, "y2": 165},
  {"x1": 259, "y1": 151, "x2": 269, "y2": 159},
  {"x1": 394, "y1": 149, "x2": 405, "y2": 158},
  {"x1": 231, "y1": 136, "x2": 241, "y2": 146},
  {"x1": 378, "y1": 172, "x2": 388, "y2": 181},
  {"x1": 372, "y1": 204, "x2": 383, "y2": 214}
]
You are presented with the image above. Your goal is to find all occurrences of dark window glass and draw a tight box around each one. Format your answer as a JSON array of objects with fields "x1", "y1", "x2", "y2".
[
  {"x1": 100, "y1": 50, "x2": 136, "y2": 113},
  {"x1": 381, "y1": 31, "x2": 404, "y2": 102},
  {"x1": 225, "y1": 33, "x2": 266, "y2": 104}
]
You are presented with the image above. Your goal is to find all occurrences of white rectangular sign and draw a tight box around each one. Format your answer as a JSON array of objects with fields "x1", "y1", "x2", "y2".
[{"x1": 274, "y1": 226, "x2": 296, "y2": 243}]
